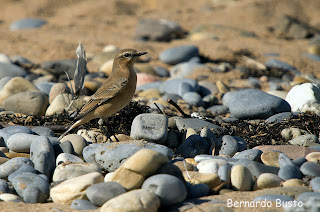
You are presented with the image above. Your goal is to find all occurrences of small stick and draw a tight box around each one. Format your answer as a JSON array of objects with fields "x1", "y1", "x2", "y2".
[
  {"x1": 167, "y1": 99, "x2": 190, "y2": 118},
  {"x1": 153, "y1": 103, "x2": 164, "y2": 114}
]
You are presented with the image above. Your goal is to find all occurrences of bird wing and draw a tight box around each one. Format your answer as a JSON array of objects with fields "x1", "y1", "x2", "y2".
[{"x1": 74, "y1": 77, "x2": 128, "y2": 120}]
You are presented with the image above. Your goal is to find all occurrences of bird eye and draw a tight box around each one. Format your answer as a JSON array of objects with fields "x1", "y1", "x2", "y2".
[{"x1": 123, "y1": 53, "x2": 131, "y2": 58}]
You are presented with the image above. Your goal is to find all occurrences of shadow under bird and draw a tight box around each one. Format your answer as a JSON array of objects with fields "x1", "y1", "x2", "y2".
[{"x1": 58, "y1": 48, "x2": 147, "y2": 140}]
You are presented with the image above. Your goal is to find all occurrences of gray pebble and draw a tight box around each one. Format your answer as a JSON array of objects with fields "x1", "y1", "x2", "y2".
[
  {"x1": 159, "y1": 45, "x2": 199, "y2": 65},
  {"x1": 227, "y1": 89, "x2": 291, "y2": 119},
  {"x1": 31, "y1": 127, "x2": 55, "y2": 137},
  {"x1": 266, "y1": 112, "x2": 300, "y2": 123},
  {"x1": 142, "y1": 174, "x2": 187, "y2": 206},
  {"x1": 0, "y1": 179, "x2": 10, "y2": 193},
  {"x1": 310, "y1": 177, "x2": 320, "y2": 192},
  {"x1": 0, "y1": 62, "x2": 27, "y2": 79},
  {"x1": 71, "y1": 199, "x2": 98, "y2": 210},
  {"x1": 130, "y1": 114, "x2": 168, "y2": 144},
  {"x1": 0, "y1": 157, "x2": 34, "y2": 179},
  {"x1": 8, "y1": 163, "x2": 36, "y2": 182},
  {"x1": 219, "y1": 135, "x2": 238, "y2": 156},
  {"x1": 12, "y1": 172, "x2": 49, "y2": 203},
  {"x1": 53, "y1": 140, "x2": 75, "y2": 156},
  {"x1": 182, "y1": 92, "x2": 204, "y2": 107},
  {"x1": 176, "y1": 135, "x2": 209, "y2": 158},
  {"x1": 0, "y1": 126, "x2": 33, "y2": 144},
  {"x1": 83, "y1": 141, "x2": 173, "y2": 172},
  {"x1": 199, "y1": 81, "x2": 219, "y2": 97},
  {"x1": 0, "y1": 76, "x2": 13, "y2": 90},
  {"x1": 175, "y1": 118, "x2": 224, "y2": 136},
  {"x1": 297, "y1": 192, "x2": 320, "y2": 202},
  {"x1": 278, "y1": 153, "x2": 294, "y2": 167},
  {"x1": 86, "y1": 182, "x2": 126, "y2": 207},
  {"x1": 233, "y1": 149, "x2": 262, "y2": 161},
  {"x1": 278, "y1": 165, "x2": 302, "y2": 180},
  {"x1": 187, "y1": 183, "x2": 210, "y2": 198},
  {"x1": 10, "y1": 18, "x2": 47, "y2": 30},
  {"x1": 30, "y1": 136, "x2": 55, "y2": 179},
  {"x1": 208, "y1": 105, "x2": 229, "y2": 115},
  {"x1": 234, "y1": 136, "x2": 247, "y2": 151},
  {"x1": 35, "y1": 82, "x2": 55, "y2": 95},
  {"x1": 11, "y1": 56, "x2": 33, "y2": 65},
  {"x1": 300, "y1": 162, "x2": 320, "y2": 177},
  {"x1": 153, "y1": 66, "x2": 169, "y2": 77},
  {"x1": 162, "y1": 93, "x2": 181, "y2": 102},
  {"x1": 292, "y1": 157, "x2": 307, "y2": 167},
  {"x1": 6, "y1": 133, "x2": 48, "y2": 153},
  {"x1": 265, "y1": 59, "x2": 299, "y2": 74},
  {"x1": 171, "y1": 62, "x2": 206, "y2": 78},
  {"x1": 233, "y1": 159, "x2": 279, "y2": 177},
  {"x1": 218, "y1": 163, "x2": 231, "y2": 182},
  {"x1": 41, "y1": 59, "x2": 77, "y2": 81},
  {"x1": 136, "y1": 81, "x2": 162, "y2": 91},
  {"x1": 160, "y1": 78, "x2": 199, "y2": 96}
]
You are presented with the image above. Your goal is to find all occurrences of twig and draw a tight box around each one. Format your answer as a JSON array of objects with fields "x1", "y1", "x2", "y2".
[
  {"x1": 167, "y1": 99, "x2": 190, "y2": 118},
  {"x1": 153, "y1": 103, "x2": 164, "y2": 114}
]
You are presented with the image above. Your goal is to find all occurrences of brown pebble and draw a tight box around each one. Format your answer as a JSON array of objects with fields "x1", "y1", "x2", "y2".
[{"x1": 261, "y1": 151, "x2": 281, "y2": 167}]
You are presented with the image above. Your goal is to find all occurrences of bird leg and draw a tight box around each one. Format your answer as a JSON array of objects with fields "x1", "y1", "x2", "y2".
[{"x1": 98, "y1": 118, "x2": 119, "y2": 142}]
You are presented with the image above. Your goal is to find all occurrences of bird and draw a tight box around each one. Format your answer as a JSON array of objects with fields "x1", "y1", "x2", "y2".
[{"x1": 58, "y1": 48, "x2": 147, "y2": 140}]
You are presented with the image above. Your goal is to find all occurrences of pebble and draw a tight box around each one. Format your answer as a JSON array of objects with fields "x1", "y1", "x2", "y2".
[
  {"x1": 254, "y1": 145, "x2": 317, "y2": 160},
  {"x1": 130, "y1": 114, "x2": 168, "y2": 144},
  {"x1": 60, "y1": 134, "x2": 87, "y2": 156},
  {"x1": 159, "y1": 78, "x2": 199, "y2": 96},
  {"x1": 0, "y1": 53, "x2": 12, "y2": 64},
  {"x1": 255, "y1": 173, "x2": 282, "y2": 190},
  {"x1": 0, "y1": 193, "x2": 22, "y2": 202},
  {"x1": 278, "y1": 165, "x2": 302, "y2": 180},
  {"x1": 86, "y1": 182, "x2": 126, "y2": 206},
  {"x1": 182, "y1": 92, "x2": 204, "y2": 107},
  {"x1": 0, "y1": 77, "x2": 13, "y2": 90},
  {"x1": 187, "y1": 183, "x2": 210, "y2": 198},
  {"x1": 153, "y1": 66, "x2": 169, "y2": 77},
  {"x1": 286, "y1": 83, "x2": 320, "y2": 113},
  {"x1": 12, "y1": 172, "x2": 50, "y2": 203},
  {"x1": 8, "y1": 163, "x2": 36, "y2": 182},
  {"x1": 11, "y1": 55, "x2": 33, "y2": 65},
  {"x1": 183, "y1": 171, "x2": 220, "y2": 190},
  {"x1": 234, "y1": 159, "x2": 279, "y2": 177},
  {"x1": 142, "y1": 174, "x2": 187, "y2": 206},
  {"x1": 0, "y1": 179, "x2": 10, "y2": 193},
  {"x1": 197, "y1": 160, "x2": 220, "y2": 174},
  {"x1": 6, "y1": 133, "x2": 48, "y2": 153},
  {"x1": 218, "y1": 163, "x2": 231, "y2": 182},
  {"x1": 266, "y1": 112, "x2": 300, "y2": 123},
  {"x1": 265, "y1": 59, "x2": 299, "y2": 73},
  {"x1": 300, "y1": 162, "x2": 320, "y2": 177},
  {"x1": 208, "y1": 105, "x2": 229, "y2": 115},
  {"x1": 227, "y1": 89, "x2": 291, "y2": 119},
  {"x1": 231, "y1": 165, "x2": 253, "y2": 191},
  {"x1": 288, "y1": 134, "x2": 319, "y2": 146},
  {"x1": 0, "y1": 157, "x2": 34, "y2": 179},
  {"x1": 176, "y1": 135, "x2": 209, "y2": 158},
  {"x1": 219, "y1": 135, "x2": 239, "y2": 156},
  {"x1": 83, "y1": 141, "x2": 172, "y2": 172},
  {"x1": 310, "y1": 177, "x2": 320, "y2": 192},
  {"x1": 159, "y1": 45, "x2": 199, "y2": 65},
  {"x1": 30, "y1": 136, "x2": 55, "y2": 179},
  {"x1": 233, "y1": 149, "x2": 262, "y2": 161},
  {"x1": 48, "y1": 82, "x2": 70, "y2": 103},
  {"x1": 278, "y1": 153, "x2": 294, "y2": 167},
  {"x1": 2, "y1": 91, "x2": 49, "y2": 115},
  {"x1": 56, "y1": 153, "x2": 84, "y2": 166},
  {"x1": 53, "y1": 140, "x2": 75, "y2": 156},
  {"x1": 100, "y1": 189, "x2": 160, "y2": 212},
  {"x1": 175, "y1": 118, "x2": 223, "y2": 135},
  {"x1": 46, "y1": 93, "x2": 84, "y2": 115},
  {"x1": 35, "y1": 82, "x2": 54, "y2": 95},
  {"x1": 305, "y1": 152, "x2": 320, "y2": 162},
  {"x1": 136, "y1": 81, "x2": 162, "y2": 91},
  {"x1": 71, "y1": 199, "x2": 98, "y2": 210},
  {"x1": 292, "y1": 157, "x2": 307, "y2": 167},
  {"x1": 52, "y1": 162, "x2": 101, "y2": 182},
  {"x1": 42, "y1": 59, "x2": 77, "y2": 81},
  {"x1": 10, "y1": 18, "x2": 47, "y2": 30},
  {"x1": 297, "y1": 192, "x2": 320, "y2": 202},
  {"x1": 171, "y1": 62, "x2": 207, "y2": 78},
  {"x1": 281, "y1": 179, "x2": 305, "y2": 187},
  {"x1": 135, "y1": 18, "x2": 183, "y2": 42},
  {"x1": 50, "y1": 172, "x2": 104, "y2": 204},
  {"x1": 31, "y1": 126, "x2": 55, "y2": 137},
  {"x1": 0, "y1": 63, "x2": 27, "y2": 80},
  {"x1": 109, "y1": 149, "x2": 169, "y2": 190},
  {"x1": 0, "y1": 77, "x2": 38, "y2": 104}
]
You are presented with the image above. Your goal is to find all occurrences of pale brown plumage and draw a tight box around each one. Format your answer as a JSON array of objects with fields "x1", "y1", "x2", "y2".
[{"x1": 58, "y1": 49, "x2": 147, "y2": 140}]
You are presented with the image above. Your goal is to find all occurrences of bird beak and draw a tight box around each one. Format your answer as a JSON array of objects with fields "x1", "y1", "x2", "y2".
[{"x1": 135, "y1": 52, "x2": 148, "y2": 57}]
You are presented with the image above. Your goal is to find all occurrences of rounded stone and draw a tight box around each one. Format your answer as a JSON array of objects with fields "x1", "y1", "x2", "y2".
[
  {"x1": 219, "y1": 135, "x2": 239, "y2": 157},
  {"x1": 231, "y1": 165, "x2": 253, "y2": 191},
  {"x1": 182, "y1": 92, "x2": 204, "y2": 107},
  {"x1": 8, "y1": 163, "x2": 36, "y2": 182},
  {"x1": 297, "y1": 192, "x2": 320, "y2": 202},
  {"x1": 278, "y1": 165, "x2": 302, "y2": 180},
  {"x1": 100, "y1": 189, "x2": 160, "y2": 212},
  {"x1": 159, "y1": 45, "x2": 199, "y2": 65},
  {"x1": 48, "y1": 83, "x2": 70, "y2": 104},
  {"x1": 0, "y1": 193, "x2": 23, "y2": 202},
  {"x1": 233, "y1": 149, "x2": 262, "y2": 161},
  {"x1": 31, "y1": 127, "x2": 55, "y2": 137},
  {"x1": 56, "y1": 153, "x2": 84, "y2": 166},
  {"x1": 0, "y1": 63, "x2": 27, "y2": 80},
  {"x1": 141, "y1": 174, "x2": 187, "y2": 206},
  {"x1": 261, "y1": 151, "x2": 281, "y2": 167},
  {"x1": 10, "y1": 18, "x2": 47, "y2": 30},
  {"x1": 176, "y1": 135, "x2": 209, "y2": 158},
  {"x1": 6, "y1": 133, "x2": 49, "y2": 153},
  {"x1": 182, "y1": 171, "x2": 220, "y2": 190},
  {"x1": 0, "y1": 157, "x2": 34, "y2": 179},
  {"x1": 187, "y1": 183, "x2": 210, "y2": 198},
  {"x1": 305, "y1": 152, "x2": 320, "y2": 163},
  {"x1": 197, "y1": 159, "x2": 228, "y2": 174},
  {"x1": 281, "y1": 179, "x2": 305, "y2": 187},
  {"x1": 86, "y1": 182, "x2": 126, "y2": 206},
  {"x1": 60, "y1": 134, "x2": 87, "y2": 156},
  {"x1": 71, "y1": 199, "x2": 98, "y2": 210},
  {"x1": 256, "y1": 173, "x2": 282, "y2": 190},
  {"x1": 300, "y1": 162, "x2": 320, "y2": 177},
  {"x1": 310, "y1": 177, "x2": 320, "y2": 192}
]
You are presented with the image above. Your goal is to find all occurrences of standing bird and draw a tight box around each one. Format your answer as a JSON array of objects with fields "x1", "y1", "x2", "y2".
[{"x1": 58, "y1": 49, "x2": 147, "y2": 140}]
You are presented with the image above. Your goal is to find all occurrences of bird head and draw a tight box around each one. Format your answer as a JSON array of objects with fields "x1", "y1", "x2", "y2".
[{"x1": 116, "y1": 49, "x2": 148, "y2": 66}]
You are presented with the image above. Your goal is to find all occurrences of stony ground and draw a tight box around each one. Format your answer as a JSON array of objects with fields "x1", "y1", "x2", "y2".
[{"x1": 1, "y1": 0, "x2": 320, "y2": 211}]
